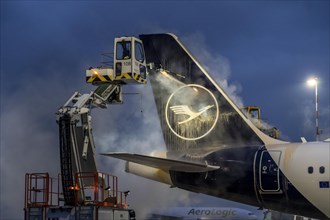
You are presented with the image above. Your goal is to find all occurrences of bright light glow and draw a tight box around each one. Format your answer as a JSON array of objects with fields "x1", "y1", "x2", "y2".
[
  {"x1": 69, "y1": 186, "x2": 79, "y2": 190},
  {"x1": 307, "y1": 78, "x2": 317, "y2": 87},
  {"x1": 93, "y1": 70, "x2": 99, "y2": 75}
]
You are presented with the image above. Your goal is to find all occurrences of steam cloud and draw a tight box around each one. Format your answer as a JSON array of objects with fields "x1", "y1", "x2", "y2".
[
  {"x1": 0, "y1": 32, "x2": 264, "y2": 219},
  {"x1": 93, "y1": 83, "x2": 205, "y2": 218},
  {"x1": 182, "y1": 33, "x2": 244, "y2": 107},
  {"x1": 0, "y1": 72, "x2": 79, "y2": 219},
  {"x1": 90, "y1": 32, "x2": 264, "y2": 217}
]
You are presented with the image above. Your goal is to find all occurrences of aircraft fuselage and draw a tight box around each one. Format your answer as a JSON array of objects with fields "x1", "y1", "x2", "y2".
[{"x1": 170, "y1": 143, "x2": 329, "y2": 219}]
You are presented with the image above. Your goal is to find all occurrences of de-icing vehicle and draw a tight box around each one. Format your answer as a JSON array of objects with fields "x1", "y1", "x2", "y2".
[
  {"x1": 24, "y1": 36, "x2": 146, "y2": 220},
  {"x1": 241, "y1": 106, "x2": 279, "y2": 139}
]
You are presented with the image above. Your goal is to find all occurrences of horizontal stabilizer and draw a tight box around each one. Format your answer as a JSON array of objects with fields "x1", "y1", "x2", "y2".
[{"x1": 101, "y1": 153, "x2": 219, "y2": 172}]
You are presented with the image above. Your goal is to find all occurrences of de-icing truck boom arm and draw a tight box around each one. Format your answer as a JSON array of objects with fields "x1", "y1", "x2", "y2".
[{"x1": 56, "y1": 36, "x2": 147, "y2": 206}]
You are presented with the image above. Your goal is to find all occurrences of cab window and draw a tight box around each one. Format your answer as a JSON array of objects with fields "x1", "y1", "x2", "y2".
[
  {"x1": 249, "y1": 109, "x2": 259, "y2": 119},
  {"x1": 116, "y1": 41, "x2": 131, "y2": 60},
  {"x1": 135, "y1": 41, "x2": 144, "y2": 62}
]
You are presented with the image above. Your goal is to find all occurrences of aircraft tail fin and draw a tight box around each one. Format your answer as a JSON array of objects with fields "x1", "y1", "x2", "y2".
[{"x1": 140, "y1": 33, "x2": 286, "y2": 152}]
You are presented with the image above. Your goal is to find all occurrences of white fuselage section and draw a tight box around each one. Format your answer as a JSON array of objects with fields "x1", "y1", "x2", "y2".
[{"x1": 267, "y1": 141, "x2": 330, "y2": 218}]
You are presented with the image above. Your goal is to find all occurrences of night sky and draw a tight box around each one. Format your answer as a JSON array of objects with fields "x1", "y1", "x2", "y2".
[{"x1": 1, "y1": 1, "x2": 329, "y2": 219}]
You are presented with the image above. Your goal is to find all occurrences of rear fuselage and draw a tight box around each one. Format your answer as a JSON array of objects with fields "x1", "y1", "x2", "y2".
[{"x1": 169, "y1": 144, "x2": 329, "y2": 219}]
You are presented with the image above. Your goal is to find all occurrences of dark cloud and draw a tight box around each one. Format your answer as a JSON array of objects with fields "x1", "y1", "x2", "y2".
[{"x1": 1, "y1": 1, "x2": 329, "y2": 219}]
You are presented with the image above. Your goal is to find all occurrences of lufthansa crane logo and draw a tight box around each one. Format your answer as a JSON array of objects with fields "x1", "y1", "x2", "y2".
[
  {"x1": 170, "y1": 105, "x2": 215, "y2": 125},
  {"x1": 165, "y1": 84, "x2": 219, "y2": 141}
]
